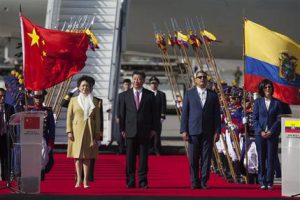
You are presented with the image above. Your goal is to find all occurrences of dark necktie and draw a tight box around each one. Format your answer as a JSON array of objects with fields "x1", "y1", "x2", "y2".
[{"x1": 135, "y1": 91, "x2": 140, "y2": 110}]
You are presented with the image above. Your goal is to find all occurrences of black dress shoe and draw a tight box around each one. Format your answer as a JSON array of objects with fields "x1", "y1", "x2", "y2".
[
  {"x1": 139, "y1": 182, "x2": 148, "y2": 189},
  {"x1": 201, "y1": 183, "x2": 209, "y2": 189},
  {"x1": 191, "y1": 184, "x2": 201, "y2": 190},
  {"x1": 126, "y1": 183, "x2": 136, "y2": 188}
]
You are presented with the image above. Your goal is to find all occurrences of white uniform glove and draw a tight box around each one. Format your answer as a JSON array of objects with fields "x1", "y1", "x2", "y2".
[{"x1": 242, "y1": 117, "x2": 248, "y2": 125}]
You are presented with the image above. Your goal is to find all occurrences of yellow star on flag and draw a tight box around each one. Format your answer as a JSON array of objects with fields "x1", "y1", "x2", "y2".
[
  {"x1": 42, "y1": 51, "x2": 47, "y2": 57},
  {"x1": 27, "y1": 28, "x2": 40, "y2": 47}
]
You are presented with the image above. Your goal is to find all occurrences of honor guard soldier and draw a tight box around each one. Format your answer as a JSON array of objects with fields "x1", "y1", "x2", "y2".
[
  {"x1": 148, "y1": 76, "x2": 167, "y2": 155},
  {"x1": 240, "y1": 95, "x2": 258, "y2": 184},
  {"x1": 29, "y1": 90, "x2": 55, "y2": 181},
  {"x1": 226, "y1": 90, "x2": 244, "y2": 183}
]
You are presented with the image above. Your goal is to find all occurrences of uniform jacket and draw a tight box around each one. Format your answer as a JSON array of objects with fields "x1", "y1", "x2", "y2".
[{"x1": 153, "y1": 90, "x2": 167, "y2": 120}]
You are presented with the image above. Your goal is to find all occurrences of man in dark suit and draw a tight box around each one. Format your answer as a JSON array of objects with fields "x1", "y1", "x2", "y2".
[
  {"x1": 148, "y1": 76, "x2": 166, "y2": 155},
  {"x1": 116, "y1": 79, "x2": 131, "y2": 154},
  {"x1": 119, "y1": 71, "x2": 157, "y2": 189},
  {"x1": 180, "y1": 70, "x2": 221, "y2": 189},
  {"x1": 0, "y1": 88, "x2": 15, "y2": 181}
]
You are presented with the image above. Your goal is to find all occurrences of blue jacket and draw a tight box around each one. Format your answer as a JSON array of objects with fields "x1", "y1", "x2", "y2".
[
  {"x1": 180, "y1": 87, "x2": 221, "y2": 136},
  {"x1": 253, "y1": 97, "x2": 283, "y2": 136}
]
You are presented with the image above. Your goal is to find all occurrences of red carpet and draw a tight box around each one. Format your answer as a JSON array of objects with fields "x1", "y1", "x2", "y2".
[{"x1": 0, "y1": 153, "x2": 282, "y2": 198}]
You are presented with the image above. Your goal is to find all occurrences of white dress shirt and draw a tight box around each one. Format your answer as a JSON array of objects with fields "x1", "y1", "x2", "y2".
[
  {"x1": 264, "y1": 97, "x2": 271, "y2": 131},
  {"x1": 197, "y1": 87, "x2": 207, "y2": 107},
  {"x1": 264, "y1": 98, "x2": 271, "y2": 111}
]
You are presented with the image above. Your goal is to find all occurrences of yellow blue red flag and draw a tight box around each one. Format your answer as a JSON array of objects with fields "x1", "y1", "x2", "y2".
[
  {"x1": 200, "y1": 30, "x2": 217, "y2": 42},
  {"x1": 244, "y1": 19, "x2": 300, "y2": 104},
  {"x1": 176, "y1": 31, "x2": 189, "y2": 48}
]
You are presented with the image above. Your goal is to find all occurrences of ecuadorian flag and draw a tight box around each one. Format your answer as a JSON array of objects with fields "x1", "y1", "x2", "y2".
[
  {"x1": 284, "y1": 120, "x2": 300, "y2": 134},
  {"x1": 244, "y1": 19, "x2": 300, "y2": 104}
]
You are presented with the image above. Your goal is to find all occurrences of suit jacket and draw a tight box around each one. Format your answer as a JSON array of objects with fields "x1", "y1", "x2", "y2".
[
  {"x1": 4, "y1": 103, "x2": 15, "y2": 124},
  {"x1": 0, "y1": 103, "x2": 15, "y2": 132},
  {"x1": 253, "y1": 97, "x2": 283, "y2": 136},
  {"x1": 119, "y1": 88, "x2": 157, "y2": 138},
  {"x1": 180, "y1": 87, "x2": 221, "y2": 136},
  {"x1": 153, "y1": 90, "x2": 167, "y2": 120},
  {"x1": 117, "y1": 91, "x2": 125, "y2": 119}
]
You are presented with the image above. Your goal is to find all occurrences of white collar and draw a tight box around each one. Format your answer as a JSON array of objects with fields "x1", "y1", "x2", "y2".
[
  {"x1": 133, "y1": 88, "x2": 143, "y2": 93},
  {"x1": 264, "y1": 97, "x2": 271, "y2": 102},
  {"x1": 77, "y1": 93, "x2": 95, "y2": 121},
  {"x1": 197, "y1": 87, "x2": 207, "y2": 94}
]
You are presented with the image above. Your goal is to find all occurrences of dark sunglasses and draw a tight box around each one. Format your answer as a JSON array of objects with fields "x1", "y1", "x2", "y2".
[
  {"x1": 150, "y1": 82, "x2": 158, "y2": 84},
  {"x1": 196, "y1": 76, "x2": 207, "y2": 79}
]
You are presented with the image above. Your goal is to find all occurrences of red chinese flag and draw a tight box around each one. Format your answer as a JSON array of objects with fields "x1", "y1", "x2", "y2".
[
  {"x1": 21, "y1": 15, "x2": 89, "y2": 90},
  {"x1": 24, "y1": 116, "x2": 40, "y2": 129}
]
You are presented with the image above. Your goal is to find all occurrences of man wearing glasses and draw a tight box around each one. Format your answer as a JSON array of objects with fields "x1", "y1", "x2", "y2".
[{"x1": 180, "y1": 70, "x2": 221, "y2": 189}]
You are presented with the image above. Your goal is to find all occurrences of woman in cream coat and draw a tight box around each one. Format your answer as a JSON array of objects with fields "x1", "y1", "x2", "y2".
[{"x1": 66, "y1": 76, "x2": 102, "y2": 188}]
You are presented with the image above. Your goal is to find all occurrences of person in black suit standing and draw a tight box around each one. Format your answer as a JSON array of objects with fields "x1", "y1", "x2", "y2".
[
  {"x1": 0, "y1": 88, "x2": 15, "y2": 181},
  {"x1": 148, "y1": 76, "x2": 166, "y2": 155},
  {"x1": 119, "y1": 71, "x2": 157, "y2": 189},
  {"x1": 116, "y1": 79, "x2": 132, "y2": 154},
  {"x1": 180, "y1": 70, "x2": 221, "y2": 189}
]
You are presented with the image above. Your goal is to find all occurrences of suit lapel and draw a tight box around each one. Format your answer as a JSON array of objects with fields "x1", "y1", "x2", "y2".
[
  {"x1": 259, "y1": 98, "x2": 267, "y2": 113},
  {"x1": 129, "y1": 89, "x2": 137, "y2": 110},
  {"x1": 268, "y1": 98, "x2": 275, "y2": 113},
  {"x1": 203, "y1": 90, "x2": 210, "y2": 109},
  {"x1": 192, "y1": 87, "x2": 202, "y2": 109},
  {"x1": 138, "y1": 88, "x2": 146, "y2": 111}
]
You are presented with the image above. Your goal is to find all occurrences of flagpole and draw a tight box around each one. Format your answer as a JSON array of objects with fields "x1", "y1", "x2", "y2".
[
  {"x1": 196, "y1": 18, "x2": 239, "y2": 183},
  {"x1": 178, "y1": 45, "x2": 193, "y2": 88},
  {"x1": 242, "y1": 17, "x2": 249, "y2": 184},
  {"x1": 19, "y1": 7, "x2": 29, "y2": 111},
  {"x1": 172, "y1": 18, "x2": 194, "y2": 84},
  {"x1": 165, "y1": 22, "x2": 189, "y2": 88},
  {"x1": 172, "y1": 44, "x2": 189, "y2": 88},
  {"x1": 154, "y1": 31, "x2": 182, "y2": 117}
]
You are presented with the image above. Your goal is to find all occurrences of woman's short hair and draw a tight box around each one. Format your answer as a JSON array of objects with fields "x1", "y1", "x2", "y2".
[
  {"x1": 77, "y1": 75, "x2": 95, "y2": 88},
  {"x1": 258, "y1": 79, "x2": 274, "y2": 97}
]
